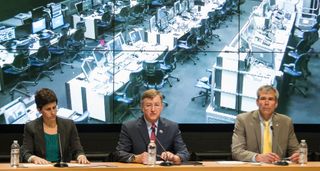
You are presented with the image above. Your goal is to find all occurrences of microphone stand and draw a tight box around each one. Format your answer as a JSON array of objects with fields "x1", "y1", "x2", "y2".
[
  {"x1": 155, "y1": 137, "x2": 173, "y2": 166},
  {"x1": 54, "y1": 133, "x2": 68, "y2": 167},
  {"x1": 270, "y1": 126, "x2": 288, "y2": 166}
]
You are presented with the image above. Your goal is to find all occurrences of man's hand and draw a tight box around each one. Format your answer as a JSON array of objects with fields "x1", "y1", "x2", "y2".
[
  {"x1": 31, "y1": 156, "x2": 50, "y2": 164},
  {"x1": 133, "y1": 152, "x2": 148, "y2": 164},
  {"x1": 255, "y1": 153, "x2": 280, "y2": 163},
  {"x1": 77, "y1": 155, "x2": 90, "y2": 164},
  {"x1": 289, "y1": 152, "x2": 299, "y2": 163},
  {"x1": 160, "y1": 151, "x2": 181, "y2": 165}
]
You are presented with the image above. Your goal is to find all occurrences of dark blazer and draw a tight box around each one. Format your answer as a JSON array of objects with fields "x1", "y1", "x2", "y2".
[
  {"x1": 21, "y1": 117, "x2": 85, "y2": 162},
  {"x1": 231, "y1": 110, "x2": 299, "y2": 161},
  {"x1": 115, "y1": 116, "x2": 190, "y2": 162}
]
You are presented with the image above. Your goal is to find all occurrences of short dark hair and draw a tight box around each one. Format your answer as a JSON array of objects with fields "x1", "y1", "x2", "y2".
[
  {"x1": 256, "y1": 85, "x2": 279, "y2": 100},
  {"x1": 35, "y1": 88, "x2": 58, "y2": 110},
  {"x1": 141, "y1": 89, "x2": 163, "y2": 104}
]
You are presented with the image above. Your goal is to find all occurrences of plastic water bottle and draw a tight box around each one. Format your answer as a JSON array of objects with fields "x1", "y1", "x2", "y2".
[
  {"x1": 299, "y1": 139, "x2": 308, "y2": 165},
  {"x1": 147, "y1": 140, "x2": 156, "y2": 166},
  {"x1": 10, "y1": 140, "x2": 20, "y2": 167}
]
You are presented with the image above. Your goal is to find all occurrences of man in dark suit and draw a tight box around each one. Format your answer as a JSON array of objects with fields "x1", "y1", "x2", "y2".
[
  {"x1": 231, "y1": 85, "x2": 299, "y2": 163},
  {"x1": 115, "y1": 89, "x2": 190, "y2": 164}
]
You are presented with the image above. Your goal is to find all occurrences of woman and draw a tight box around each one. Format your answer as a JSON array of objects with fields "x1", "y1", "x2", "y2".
[{"x1": 21, "y1": 88, "x2": 90, "y2": 164}]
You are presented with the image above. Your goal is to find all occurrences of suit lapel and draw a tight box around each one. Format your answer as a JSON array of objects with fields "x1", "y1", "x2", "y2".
[
  {"x1": 37, "y1": 117, "x2": 46, "y2": 157},
  {"x1": 253, "y1": 111, "x2": 262, "y2": 153},
  {"x1": 137, "y1": 117, "x2": 149, "y2": 147},
  {"x1": 156, "y1": 118, "x2": 166, "y2": 152}
]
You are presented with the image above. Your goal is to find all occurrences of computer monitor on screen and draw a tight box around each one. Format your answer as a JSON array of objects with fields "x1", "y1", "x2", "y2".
[
  {"x1": 51, "y1": 15, "x2": 64, "y2": 29},
  {"x1": 107, "y1": 36, "x2": 123, "y2": 58},
  {"x1": 129, "y1": 30, "x2": 142, "y2": 44},
  {"x1": 269, "y1": 0, "x2": 276, "y2": 6},
  {"x1": 32, "y1": 6, "x2": 45, "y2": 19},
  {"x1": 81, "y1": 57, "x2": 96, "y2": 82},
  {"x1": 92, "y1": 0, "x2": 102, "y2": 7},
  {"x1": 251, "y1": 45, "x2": 274, "y2": 69},
  {"x1": 156, "y1": 6, "x2": 167, "y2": 22},
  {"x1": 167, "y1": 7, "x2": 175, "y2": 21},
  {"x1": 75, "y1": 1, "x2": 84, "y2": 14},
  {"x1": 149, "y1": 15, "x2": 156, "y2": 32},
  {"x1": 115, "y1": 32, "x2": 126, "y2": 45},
  {"x1": 180, "y1": 0, "x2": 187, "y2": 14},
  {"x1": 0, "y1": 97, "x2": 26, "y2": 124},
  {"x1": 188, "y1": 0, "x2": 195, "y2": 11},
  {"x1": 32, "y1": 18, "x2": 46, "y2": 34},
  {"x1": 174, "y1": 1, "x2": 181, "y2": 15},
  {"x1": 93, "y1": 46, "x2": 108, "y2": 68}
]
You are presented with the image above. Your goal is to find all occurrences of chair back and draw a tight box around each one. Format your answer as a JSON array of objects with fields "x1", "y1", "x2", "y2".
[
  {"x1": 35, "y1": 45, "x2": 51, "y2": 63},
  {"x1": 143, "y1": 60, "x2": 161, "y2": 76},
  {"x1": 101, "y1": 11, "x2": 112, "y2": 24},
  {"x1": 127, "y1": 69, "x2": 143, "y2": 100},
  {"x1": 9, "y1": 53, "x2": 30, "y2": 72},
  {"x1": 295, "y1": 38, "x2": 311, "y2": 54}
]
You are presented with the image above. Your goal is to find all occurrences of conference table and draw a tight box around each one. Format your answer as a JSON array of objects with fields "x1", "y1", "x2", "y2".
[{"x1": 1, "y1": 161, "x2": 320, "y2": 171}]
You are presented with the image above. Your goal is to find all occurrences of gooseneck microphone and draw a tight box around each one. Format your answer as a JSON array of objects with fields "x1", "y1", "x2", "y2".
[
  {"x1": 54, "y1": 133, "x2": 68, "y2": 167},
  {"x1": 270, "y1": 126, "x2": 289, "y2": 166},
  {"x1": 155, "y1": 136, "x2": 173, "y2": 166}
]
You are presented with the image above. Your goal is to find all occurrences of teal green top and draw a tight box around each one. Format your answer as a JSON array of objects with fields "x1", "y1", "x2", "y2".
[{"x1": 44, "y1": 133, "x2": 59, "y2": 162}]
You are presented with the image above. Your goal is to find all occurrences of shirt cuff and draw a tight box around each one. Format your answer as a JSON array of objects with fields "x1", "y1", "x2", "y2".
[{"x1": 252, "y1": 154, "x2": 257, "y2": 162}]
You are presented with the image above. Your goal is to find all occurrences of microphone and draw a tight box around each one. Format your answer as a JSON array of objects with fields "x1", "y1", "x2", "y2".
[
  {"x1": 154, "y1": 136, "x2": 173, "y2": 166},
  {"x1": 270, "y1": 126, "x2": 288, "y2": 166},
  {"x1": 54, "y1": 133, "x2": 68, "y2": 167}
]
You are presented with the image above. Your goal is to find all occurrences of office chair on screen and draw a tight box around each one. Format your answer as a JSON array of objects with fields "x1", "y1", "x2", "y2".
[
  {"x1": 159, "y1": 50, "x2": 180, "y2": 87},
  {"x1": 191, "y1": 69, "x2": 212, "y2": 107},
  {"x1": 30, "y1": 35, "x2": 54, "y2": 84},
  {"x1": 97, "y1": 11, "x2": 112, "y2": 35},
  {"x1": 142, "y1": 60, "x2": 166, "y2": 90},
  {"x1": 176, "y1": 30, "x2": 199, "y2": 65},
  {"x1": 114, "y1": 69, "x2": 144, "y2": 122},
  {"x1": 3, "y1": 41, "x2": 36, "y2": 99},
  {"x1": 207, "y1": 11, "x2": 221, "y2": 42},
  {"x1": 49, "y1": 25, "x2": 74, "y2": 73},
  {"x1": 130, "y1": 4, "x2": 145, "y2": 24},
  {"x1": 68, "y1": 21, "x2": 86, "y2": 61},
  {"x1": 283, "y1": 53, "x2": 309, "y2": 97}
]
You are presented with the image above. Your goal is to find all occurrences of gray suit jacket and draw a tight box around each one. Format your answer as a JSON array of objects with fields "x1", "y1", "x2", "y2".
[
  {"x1": 115, "y1": 116, "x2": 190, "y2": 162},
  {"x1": 231, "y1": 110, "x2": 299, "y2": 162},
  {"x1": 21, "y1": 117, "x2": 85, "y2": 162}
]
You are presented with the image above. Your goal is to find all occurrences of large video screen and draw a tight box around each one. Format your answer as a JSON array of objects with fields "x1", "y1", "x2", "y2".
[{"x1": 0, "y1": 0, "x2": 319, "y2": 129}]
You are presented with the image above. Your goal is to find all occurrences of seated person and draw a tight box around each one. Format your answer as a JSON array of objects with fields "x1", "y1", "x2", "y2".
[
  {"x1": 21, "y1": 88, "x2": 90, "y2": 164},
  {"x1": 115, "y1": 89, "x2": 190, "y2": 164},
  {"x1": 231, "y1": 85, "x2": 299, "y2": 163}
]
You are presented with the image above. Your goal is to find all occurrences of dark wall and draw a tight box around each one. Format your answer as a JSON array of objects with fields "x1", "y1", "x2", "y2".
[
  {"x1": 0, "y1": 125, "x2": 320, "y2": 162},
  {"x1": 0, "y1": 0, "x2": 64, "y2": 21}
]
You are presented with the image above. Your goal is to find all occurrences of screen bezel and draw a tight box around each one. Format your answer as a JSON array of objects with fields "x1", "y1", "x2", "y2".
[
  {"x1": 129, "y1": 30, "x2": 142, "y2": 44},
  {"x1": 31, "y1": 18, "x2": 46, "y2": 34},
  {"x1": 107, "y1": 36, "x2": 123, "y2": 58},
  {"x1": 51, "y1": 15, "x2": 64, "y2": 30}
]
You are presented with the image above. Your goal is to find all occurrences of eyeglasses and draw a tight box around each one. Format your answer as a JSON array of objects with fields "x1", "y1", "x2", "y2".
[{"x1": 144, "y1": 103, "x2": 162, "y2": 109}]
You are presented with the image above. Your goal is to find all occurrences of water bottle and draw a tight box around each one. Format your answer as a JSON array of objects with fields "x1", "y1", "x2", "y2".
[
  {"x1": 147, "y1": 140, "x2": 156, "y2": 166},
  {"x1": 299, "y1": 139, "x2": 308, "y2": 165},
  {"x1": 10, "y1": 140, "x2": 20, "y2": 167}
]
